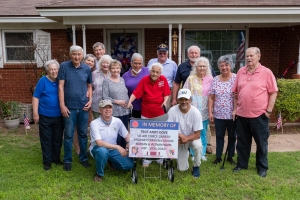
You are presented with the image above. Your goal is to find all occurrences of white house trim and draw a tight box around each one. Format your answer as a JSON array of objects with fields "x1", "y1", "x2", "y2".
[{"x1": 0, "y1": 17, "x2": 57, "y2": 23}]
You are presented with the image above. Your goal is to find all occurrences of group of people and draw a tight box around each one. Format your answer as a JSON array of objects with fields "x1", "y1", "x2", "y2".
[{"x1": 32, "y1": 41, "x2": 277, "y2": 181}]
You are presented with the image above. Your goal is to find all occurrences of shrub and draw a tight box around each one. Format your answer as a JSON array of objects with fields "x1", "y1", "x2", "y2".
[{"x1": 275, "y1": 79, "x2": 300, "y2": 122}]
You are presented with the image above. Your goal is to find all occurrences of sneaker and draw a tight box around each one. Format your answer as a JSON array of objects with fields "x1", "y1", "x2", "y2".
[
  {"x1": 156, "y1": 159, "x2": 163, "y2": 165},
  {"x1": 142, "y1": 159, "x2": 152, "y2": 167},
  {"x1": 192, "y1": 166, "x2": 200, "y2": 178},
  {"x1": 43, "y1": 163, "x2": 51, "y2": 171},
  {"x1": 81, "y1": 161, "x2": 91, "y2": 168},
  {"x1": 142, "y1": 163, "x2": 150, "y2": 167},
  {"x1": 63, "y1": 163, "x2": 72, "y2": 171},
  {"x1": 94, "y1": 174, "x2": 103, "y2": 182},
  {"x1": 201, "y1": 156, "x2": 207, "y2": 161},
  {"x1": 227, "y1": 157, "x2": 236, "y2": 165},
  {"x1": 213, "y1": 157, "x2": 222, "y2": 164}
]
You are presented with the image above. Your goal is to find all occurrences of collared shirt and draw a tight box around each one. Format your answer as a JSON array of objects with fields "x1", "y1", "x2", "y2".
[
  {"x1": 122, "y1": 67, "x2": 149, "y2": 111},
  {"x1": 89, "y1": 117, "x2": 128, "y2": 157},
  {"x1": 183, "y1": 74, "x2": 213, "y2": 120},
  {"x1": 91, "y1": 69, "x2": 110, "y2": 113},
  {"x1": 147, "y1": 58, "x2": 178, "y2": 88},
  {"x1": 232, "y1": 64, "x2": 278, "y2": 118},
  {"x1": 57, "y1": 60, "x2": 92, "y2": 109},
  {"x1": 133, "y1": 75, "x2": 170, "y2": 118}
]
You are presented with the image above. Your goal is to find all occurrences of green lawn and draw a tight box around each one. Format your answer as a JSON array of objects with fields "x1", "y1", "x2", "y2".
[{"x1": 0, "y1": 129, "x2": 300, "y2": 200}]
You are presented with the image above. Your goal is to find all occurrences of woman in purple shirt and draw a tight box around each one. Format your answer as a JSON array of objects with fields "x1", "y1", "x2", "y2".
[{"x1": 122, "y1": 53, "x2": 149, "y2": 118}]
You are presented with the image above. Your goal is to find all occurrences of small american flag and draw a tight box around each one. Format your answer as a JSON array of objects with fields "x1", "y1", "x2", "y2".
[
  {"x1": 277, "y1": 112, "x2": 282, "y2": 130},
  {"x1": 24, "y1": 113, "x2": 31, "y2": 129},
  {"x1": 236, "y1": 32, "x2": 245, "y2": 69}
]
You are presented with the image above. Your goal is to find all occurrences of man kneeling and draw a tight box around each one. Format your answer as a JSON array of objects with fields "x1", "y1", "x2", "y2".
[
  {"x1": 89, "y1": 99, "x2": 133, "y2": 182},
  {"x1": 167, "y1": 89, "x2": 203, "y2": 178}
]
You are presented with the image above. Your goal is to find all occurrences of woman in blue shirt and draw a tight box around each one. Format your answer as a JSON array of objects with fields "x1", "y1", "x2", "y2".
[{"x1": 32, "y1": 60, "x2": 63, "y2": 171}]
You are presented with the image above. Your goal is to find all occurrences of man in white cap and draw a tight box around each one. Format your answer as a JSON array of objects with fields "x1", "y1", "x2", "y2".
[
  {"x1": 89, "y1": 99, "x2": 133, "y2": 182},
  {"x1": 167, "y1": 89, "x2": 203, "y2": 178}
]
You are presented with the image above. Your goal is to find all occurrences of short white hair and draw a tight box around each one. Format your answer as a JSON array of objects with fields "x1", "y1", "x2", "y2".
[
  {"x1": 44, "y1": 59, "x2": 59, "y2": 71},
  {"x1": 149, "y1": 62, "x2": 163, "y2": 72},
  {"x1": 69, "y1": 45, "x2": 83, "y2": 54}
]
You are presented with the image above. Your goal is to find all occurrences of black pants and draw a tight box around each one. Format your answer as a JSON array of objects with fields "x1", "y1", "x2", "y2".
[
  {"x1": 235, "y1": 114, "x2": 270, "y2": 171},
  {"x1": 39, "y1": 114, "x2": 63, "y2": 164}
]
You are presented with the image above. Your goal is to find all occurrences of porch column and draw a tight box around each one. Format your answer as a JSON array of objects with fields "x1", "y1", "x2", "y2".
[
  {"x1": 169, "y1": 24, "x2": 172, "y2": 60},
  {"x1": 297, "y1": 40, "x2": 300, "y2": 74},
  {"x1": 178, "y1": 24, "x2": 182, "y2": 65},
  {"x1": 82, "y1": 25, "x2": 86, "y2": 56},
  {"x1": 72, "y1": 25, "x2": 76, "y2": 45}
]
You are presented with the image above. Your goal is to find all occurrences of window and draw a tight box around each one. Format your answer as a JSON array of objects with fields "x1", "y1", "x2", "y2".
[
  {"x1": 4, "y1": 32, "x2": 34, "y2": 62},
  {"x1": 185, "y1": 30, "x2": 246, "y2": 74}
]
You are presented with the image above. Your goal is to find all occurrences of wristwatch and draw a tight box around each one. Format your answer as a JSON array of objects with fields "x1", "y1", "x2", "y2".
[{"x1": 266, "y1": 110, "x2": 272, "y2": 114}]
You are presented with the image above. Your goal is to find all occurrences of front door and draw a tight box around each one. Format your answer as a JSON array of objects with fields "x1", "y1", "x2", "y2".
[{"x1": 107, "y1": 29, "x2": 142, "y2": 76}]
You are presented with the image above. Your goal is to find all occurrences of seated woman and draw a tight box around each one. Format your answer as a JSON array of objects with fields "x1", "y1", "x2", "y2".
[
  {"x1": 127, "y1": 62, "x2": 170, "y2": 167},
  {"x1": 102, "y1": 59, "x2": 130, "y2": 148},
  {"x1": 32, "y1": 60, "x2": 63, "y2": 171}
]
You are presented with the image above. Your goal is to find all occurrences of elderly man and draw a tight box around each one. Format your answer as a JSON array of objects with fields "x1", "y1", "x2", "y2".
[
  {"x1": 93, "y1": 42, "x2": 106, "y2": 70},
  {"x1": 147, "y1": 43, "x2": 177, "y2": 111},
  {"x1": 232, "y1": 47, "x2": 278, "y2": 177},
  {"x1": 167, "y1": 88, "x2": 203, "y2": 178},
  {"x1": 58, "y1": 45, "x2": 92, "y2": 171},
  {"x1": 89, "y1": 99, "x2": 133, "y2": 182}
]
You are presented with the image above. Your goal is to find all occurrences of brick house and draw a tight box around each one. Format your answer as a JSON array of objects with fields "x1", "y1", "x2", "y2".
[{"x1": 1, "y1": 0, "x2": 300, "y2": 104}]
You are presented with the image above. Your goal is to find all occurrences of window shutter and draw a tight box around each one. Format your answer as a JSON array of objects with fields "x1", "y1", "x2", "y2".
[
  {"x1": 0, "y1": 30, "x2": 3, "y2": 68},
  {"x1": 35, "y1": 30, "x2": 51, "y2": 68}
]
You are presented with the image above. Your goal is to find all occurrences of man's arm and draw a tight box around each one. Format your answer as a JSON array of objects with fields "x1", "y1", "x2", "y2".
[
  {"x1": 95, "y1": 139, "x2": 128, "y2": 156},
  {"x1": 58, "y1": 80, "x2": 70, "y2": 117},
  {"x1": 172, "y1": 82, "x2": 180, "y2": 106},
  {"x1": 84, "y1": 83, "x2": 92, "y2": 111},
  {"x1": 265, "y1": 92, "x2": 277, "y2": 118},
  {"x1": 179, "y1": 130, "x2": 200, "y2": 144}
]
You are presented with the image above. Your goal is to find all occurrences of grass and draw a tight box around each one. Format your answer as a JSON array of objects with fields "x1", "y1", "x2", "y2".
[{"x1": 0, "y1": 128, "x2": 300, "y2": 200}]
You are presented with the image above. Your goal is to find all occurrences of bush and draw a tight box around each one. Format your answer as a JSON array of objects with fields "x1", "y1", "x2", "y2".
[{"x1": 275, "y1": 79, "x2": 300, "y2": 122}]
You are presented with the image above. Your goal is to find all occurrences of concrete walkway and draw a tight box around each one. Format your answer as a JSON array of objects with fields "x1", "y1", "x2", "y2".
[{"x1": 210, "y1": 134, "x2": 300, "y2": 153}]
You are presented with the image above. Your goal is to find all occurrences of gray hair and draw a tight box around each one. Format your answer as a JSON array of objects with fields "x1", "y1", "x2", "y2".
[
  {"x1": 99, "y1": 55, "x2": 112, "y2": 69},
  {"x1": 131, "y1": 53, "x2": 144, "y2": 63},
  {"x1": 218, "y1": 55, "x2": 234, "y2": 70},
  {"x1": 69, "y1": 45, "x2": 83, "y2": 54},
  {"x1": 247, "y1": 47, "x2": 260, "y2": 55},
  {"x1": 191, "y1": 57, "x2": 212, "y2": 77},
  {"x1": 149, "y1": 62, "x2": 163, "y2": 72},
  {"x1": 84, "y1": 54, "x2": 96, "y2": 61},
  {"x1": 44, "y1": 59, "x2": 60, "y2": 71},
  {"x1": 109, "y1": 59, "x2": 122, "y2": 70},
  {"x1": 93, "y1": 42, "x2": 105, "y2": 50},
  {"x1": 187, "y1": 45, "x2": 201, "y2": 54}
]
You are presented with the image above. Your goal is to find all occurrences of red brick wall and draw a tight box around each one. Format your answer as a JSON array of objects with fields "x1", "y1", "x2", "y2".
[{"x1": 248, "y1": 28, "x2": 281, "y2": 77}]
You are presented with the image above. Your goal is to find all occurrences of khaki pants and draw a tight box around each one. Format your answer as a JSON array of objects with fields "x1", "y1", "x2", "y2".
[{"x1": 177, "y1": 140, "x2": 202, "y2": 171}]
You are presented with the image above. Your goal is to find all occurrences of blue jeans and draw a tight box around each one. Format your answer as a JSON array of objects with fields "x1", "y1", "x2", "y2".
[
  {"x1": 91, "y1": 146, "x2": 134, "y2": 177},
  {"x1": 63, "y1": 109, "x2": 89, "y2": 163},
  {"x1": 39, "y1": 114, "x2": 63, "y2": 164},
  {"x1": 214, "y1": 118, "x2": 236, "y2": 158},
  {"x1": 235, "y1": 114, "x2": 270, "y2": 171},
  {"x1": 190, "y1": 119, "x2": 209, "y2": 157}
]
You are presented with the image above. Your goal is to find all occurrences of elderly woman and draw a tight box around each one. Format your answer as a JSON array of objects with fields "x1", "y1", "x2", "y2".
[
  {"x1": 102, "y1": 59, "x2": 130, "y2": 148},
  {"x1": 32, "y1": 60, "x2": 63, "y2": 171},
  {"x1": 73, "y1": 53, "x2": 97, "y2": 155},
  {"x1": 84, "y1": 54, "x2": 96, "y2": 71},
  {"x1": 208, "y1": 55, "x2": 237, "y2": 165},
  {"x1": 127, "y1": 62, "x2": 170, "y2": 167},
  {"x1": 122, "y1": 53, "x2": 149, "y2": 118},
  {"x1": 183, "y1": 57, "x2": 214, "y2": 161},
  {"x1": 91, "y1": 55, "x2": 112, "y2": 119}
]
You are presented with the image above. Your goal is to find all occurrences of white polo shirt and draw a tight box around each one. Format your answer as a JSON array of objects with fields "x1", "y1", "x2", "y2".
[{"x1": 89, "y1": 117, "x2": 128, "y2": 155}]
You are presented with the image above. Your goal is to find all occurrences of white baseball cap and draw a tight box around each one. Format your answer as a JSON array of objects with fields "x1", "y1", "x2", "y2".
[{"x1": 177, "y1": 89, "x2": 191, "y2": 99}]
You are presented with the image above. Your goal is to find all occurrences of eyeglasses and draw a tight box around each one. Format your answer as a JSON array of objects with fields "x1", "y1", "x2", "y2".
[{"x1": 197, "y1": 65, "x2": 207, "y2": 68}]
